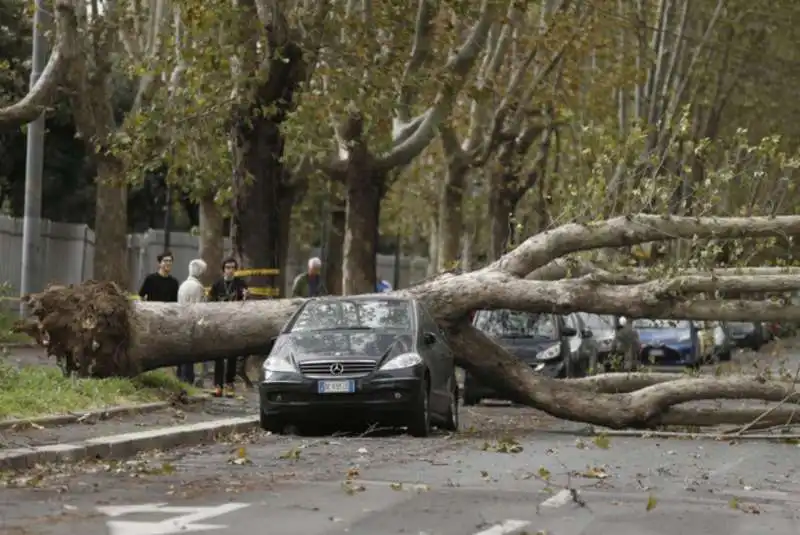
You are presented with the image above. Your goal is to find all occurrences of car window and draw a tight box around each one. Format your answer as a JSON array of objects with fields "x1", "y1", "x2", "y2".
[
  {"x1": 563, "y1": 314, "x2": 577, "y2": 330},
  {"x1": 289, "y1": 299, "x2": 412, "y2": 332},
  {"x1": 474, "y1": 310, "x2": 558, "y2": 340},
  {"x1": 632, "y1": 319, "x2": 690, "y2": 329},
  {"x1": 579, "y1": 313, "x2": 615, "y2": 331},
  {"x1": 418, "y1": 304, "x2": 443, "y2": 338}
]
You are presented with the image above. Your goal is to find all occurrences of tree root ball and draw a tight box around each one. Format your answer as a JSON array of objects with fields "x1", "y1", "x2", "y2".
[{"x1": 19, "y1": 280, "x2": 135, "y2": 377}]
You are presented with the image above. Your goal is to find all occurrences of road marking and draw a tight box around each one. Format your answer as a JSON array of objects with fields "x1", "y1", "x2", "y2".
[
  {"x1": 98, "y1": 502, "x2": 250, "y2": 535},
  {"x1": 540, "y1": 489, "x2": 572, "y2": 508},
  {"x1": 473, "y1": 520, "x2": 530, "y2": 535}
]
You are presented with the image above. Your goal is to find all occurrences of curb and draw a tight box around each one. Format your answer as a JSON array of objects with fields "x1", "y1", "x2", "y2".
[
  {"x1": 0, "y1": 416, "x2": 260, "y2": 471},
  {"x1": 0, "y1": 395, "x2": 210, "y2": 431}
]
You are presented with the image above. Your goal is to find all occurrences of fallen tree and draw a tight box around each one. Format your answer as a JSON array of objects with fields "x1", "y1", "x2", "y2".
[{"x1": 15, "y1": 214, "x2": 800, "y2": 429}]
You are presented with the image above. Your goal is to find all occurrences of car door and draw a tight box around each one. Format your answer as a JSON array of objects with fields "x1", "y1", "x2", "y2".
[{"x1": 417, "y1": 304, "x2": 453, "y2": 413}]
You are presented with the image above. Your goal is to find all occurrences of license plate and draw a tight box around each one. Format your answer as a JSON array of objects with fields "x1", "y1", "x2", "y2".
[
  {"x1": 649, "y1": 349, "x2": 664, "y2": 357},
  {"x1": 318, "y1": 380, "x2": 355, "y2": 394}
]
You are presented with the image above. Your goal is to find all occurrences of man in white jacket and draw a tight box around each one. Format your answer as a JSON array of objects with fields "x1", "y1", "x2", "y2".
[{"x1": 177, "y1": 259, "x2": 208, "y2": 385}]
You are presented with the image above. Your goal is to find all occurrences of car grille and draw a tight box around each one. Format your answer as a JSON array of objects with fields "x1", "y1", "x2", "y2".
[{"x1": 298, "y1": 360, "x2": 377, "y2": 377}]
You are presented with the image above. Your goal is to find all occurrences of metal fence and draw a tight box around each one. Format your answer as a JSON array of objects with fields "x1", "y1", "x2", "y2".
[{"x1": 0, "y1": 215, "x2": 429, "y2": 311}]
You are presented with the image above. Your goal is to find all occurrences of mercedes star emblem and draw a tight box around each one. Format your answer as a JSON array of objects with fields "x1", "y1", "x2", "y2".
[{"x1": 329, "y1": 362, "x2": 345, "y2": 375}]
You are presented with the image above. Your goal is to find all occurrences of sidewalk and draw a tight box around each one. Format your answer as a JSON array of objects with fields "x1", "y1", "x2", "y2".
[{"x1": 1, "y1": 391, "x2": 260, "y2": 449}]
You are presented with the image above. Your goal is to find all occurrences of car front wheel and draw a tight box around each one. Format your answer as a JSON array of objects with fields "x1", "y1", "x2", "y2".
[
  {"x1": 407, "y1": 376, "x2": 431, "y2": 437},
  {"x1": 260, "y1": 410, "x2": 285, "y2": 434},
  {"x1": 441, "y1": 381, "x2": 459, "y2": 432}
]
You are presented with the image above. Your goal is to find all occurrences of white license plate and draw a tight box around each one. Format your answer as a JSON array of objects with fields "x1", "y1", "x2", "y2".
[
  {"x1": 649, "y1": 349, "x2": 664, "y2": 357},
  {"x1": 318, "y1": 380, "x2": 355, "y2": 394}
]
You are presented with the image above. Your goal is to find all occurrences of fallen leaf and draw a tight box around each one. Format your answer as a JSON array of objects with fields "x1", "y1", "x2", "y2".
[
  {"x1": 341, "y1": 480, "x2": 366, "y2": 495},
  {"x1": 592, "y1": 434, "x2": 610, "y2": 449},
  {"x1": 390, "y1": 482, "x2": 403, "y2": 491},
  {"x1": 646, "y1": 495, "x2": 657, "y2": 511},
  {"x1": 580, "y1": 466, "x2": 609, "y2": 479},
  {"x1": 538, "y1": 467, "x2": 551, "y2": 481},
  {"x1": 346, "y1": 467, "x2": 360, "y2": 480},
  {"x1": 279, "y1": 447, "x2": 301, "y2": 460}
]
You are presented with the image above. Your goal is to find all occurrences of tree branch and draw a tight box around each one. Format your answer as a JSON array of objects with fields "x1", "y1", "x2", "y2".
[
  {"x1": 0, "y1": 0, "x2": 79, "y2": 129},
  {"x1": 492, "y1": 214, "x2": 800, "y2": 278},
  {"x1": 417, "y1": 270, "x2": 800, "y2": 322},
  {"x1": 375, "y1": 0, "x2": 500, "y2": 172},
  {"x1": 395, "y1": 0, "x2": 437, "y2": 126}
]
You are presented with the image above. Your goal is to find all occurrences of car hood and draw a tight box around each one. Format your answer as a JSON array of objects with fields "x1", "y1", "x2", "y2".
[
  {"x1": 593, "y1": 329, "x2": 616, "y2": 342},
  {"x1": 276, "y1": 331, "x2": 411, "y2": 361},
  {"x1": 496, "y1": 337, "x2": 558, "y2": 361},
  {"x1": 637, "y1": 328, "x2": 690, "y2": 346}
]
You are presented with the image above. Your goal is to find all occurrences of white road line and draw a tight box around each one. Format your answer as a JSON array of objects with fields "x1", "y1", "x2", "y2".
[
  {"x1": 540, "y1": 489, "x2": 573, "y2": 508},
  {"x1": 473, "y1": 519, "x2": 530, "y2": 535}
]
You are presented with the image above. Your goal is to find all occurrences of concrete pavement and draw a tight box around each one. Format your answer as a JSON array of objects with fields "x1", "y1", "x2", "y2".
[{"x1": 2, "y1": 427, "x2": 799, "y2": 534}]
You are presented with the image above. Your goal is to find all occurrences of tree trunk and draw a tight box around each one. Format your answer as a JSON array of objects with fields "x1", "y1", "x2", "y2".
[
  {"x1": 489, "y1": 186, "x2": 512, "y2": 260},
  {"x1": 198, "y1": 194, "x2": 224, "y2": 286},
  {"x1": 93, "y1": 158, "x2": 129, "y2": 287},
  {"x1": 325, "y1": 205, "x2": 346, "y2": 296},
  {"x1": 231, "y1": 32, "x2": 305, "y2": 294},
  {"x1": 437, "y1": 164, "x2": 467, "y2": 271},
  {"x1": 342, "y1": 169, "x2": 382, "y2": 295}
]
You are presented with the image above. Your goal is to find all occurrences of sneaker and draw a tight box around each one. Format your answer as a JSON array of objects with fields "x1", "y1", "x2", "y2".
[
  {"x1": 224, "y1": 384, "x2": 236, "y2": 398},
  {"x1": 213, "y1": 386, "x2": 223, "y2": 398}
]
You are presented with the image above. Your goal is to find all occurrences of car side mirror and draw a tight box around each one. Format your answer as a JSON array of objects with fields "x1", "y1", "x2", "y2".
[
  {"x1": 423, "y1": 332, "x2": 437, "y2": 345},
  {"x1": 561, "y1": 326, "x2": 577, "y2": 337},
  {"x1": 581, "y1": 328, "x2": 593, "y2": 339}
]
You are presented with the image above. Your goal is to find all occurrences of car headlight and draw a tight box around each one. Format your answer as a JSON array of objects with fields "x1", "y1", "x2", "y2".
[
  {"x1": 380, "y1": 352, "x2": 423, "y2": 370},
  {"x1": 537, "y1": 344, "x2": 561, "y2": 361},
  {"x1": 263, "y1": 353, "x2": 296, "y2": 374}
]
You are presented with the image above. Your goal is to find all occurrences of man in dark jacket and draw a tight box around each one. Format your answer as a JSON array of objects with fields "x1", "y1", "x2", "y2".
[
  {"x1": 138, "y1": 252, "x2": 190, "y2": 382},
  {"x1": 611, "y1": 316, "x2": 641, "y2": 371},
  {"x1": 208, "y1": 257, "x2": 249, "y2": 397}
]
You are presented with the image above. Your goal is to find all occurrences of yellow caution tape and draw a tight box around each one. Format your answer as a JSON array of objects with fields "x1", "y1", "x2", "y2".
[{"x1": 235, "y1": 268, "x2": 280, "y2": 277}]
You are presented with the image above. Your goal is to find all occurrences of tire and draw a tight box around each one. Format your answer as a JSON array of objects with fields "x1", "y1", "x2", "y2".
[
  {"x1": 719, "y1": 350, "x2": 732, "y2": 362},
  {"x1": 259, "y1": 410, "x2": 284, "y2": 434},
  {"x1": 407, "y1": 376, "x2": 432, "y2": 437},
  {"x1": 441, "y1": 380, "x2": 459, "y2": 432}
]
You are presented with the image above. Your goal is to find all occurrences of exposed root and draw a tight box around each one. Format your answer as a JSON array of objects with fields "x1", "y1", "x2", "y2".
[{"x1": 17, "y1": 281, "x2": 136, "y2": 377}]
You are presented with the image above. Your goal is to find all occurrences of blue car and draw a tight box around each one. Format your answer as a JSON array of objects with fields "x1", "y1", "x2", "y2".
[{"x1": 632, "y1": 319, "x2": 712, "y2": 368}]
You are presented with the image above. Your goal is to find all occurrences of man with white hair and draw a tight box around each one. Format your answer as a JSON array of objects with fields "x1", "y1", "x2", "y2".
[
  {"x1": 177, "y1": 259, "x2": 208, "y2": 385},
  {"x1": 291, "y1": 257, "x2": 327, "y2": 297}
]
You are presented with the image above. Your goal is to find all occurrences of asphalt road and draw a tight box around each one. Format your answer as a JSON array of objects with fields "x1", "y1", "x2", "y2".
[{"x1": 2, "y1": 423, "x2": 799, "y2": 535}]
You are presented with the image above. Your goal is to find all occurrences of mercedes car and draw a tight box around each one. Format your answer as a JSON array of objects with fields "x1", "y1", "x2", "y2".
[
  {"x1": 463, "y1": 310, "x2": 598, "y2": 405},
  {"x1": 259, "y1": 296, "x2": 458, "y2": 437}
]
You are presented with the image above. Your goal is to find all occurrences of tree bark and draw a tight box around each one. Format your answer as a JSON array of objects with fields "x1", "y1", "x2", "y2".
[
  {"x1": 489, "y1": 185, "x2": 512, "y2": 260},
  {"x1": 325, "y1": 205, "x2": 346, "y2": 296},
  {"x1": 93, "y1": 159, "x2": 129, "y2": 286},
  {"x1": 342, "y1": 168, "x2": 383, "y2": 295},
  {"x1": 198, "y1": 194, "x2": 224, "y2": 286},
  {"x1": 437, "y1": 163, "x2": 467, "y2": 271},
  {"x1": 19, "y1": 213, "x2": 800, "y2": 430}
]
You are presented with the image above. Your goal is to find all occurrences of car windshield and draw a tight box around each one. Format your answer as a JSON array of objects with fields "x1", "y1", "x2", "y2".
[
  {"x1": 474, "y1": 310, "x2": 558, "y2": 340},
  {"x1": 632, "y1": 319, "x2": 690, "y2": 330},
  {"x1": 289, "y1": 299, "x2": 412, "y2": 332},
  {"x1": 579, "y1": 313, "x2": 615, "y2": 331}
]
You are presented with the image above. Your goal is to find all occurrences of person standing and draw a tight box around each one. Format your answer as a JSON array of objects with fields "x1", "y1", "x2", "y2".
[
  {"x1": 291, "y1": 257, "x2": 327, "y2": 297},
  {"x1": 177, "y1": 259, "x2": 208, "y2": 387},
  {"x1": 209, "y1": 257, "x2": 249, "y2": 397},
  {"x1": 138, "y1": 252, "x2": 183, "y2": 378}
]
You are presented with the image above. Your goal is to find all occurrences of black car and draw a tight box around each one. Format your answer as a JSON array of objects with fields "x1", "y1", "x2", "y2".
[
  {"x1": 259, "y1": 296, "x2": 458, "y2": 437},
  {"x1": 727, "y1": 322, "x2": 769, "y2": 350},
  {"x1": 462, "y1": 310, "x2": 599, "y2": 405}
]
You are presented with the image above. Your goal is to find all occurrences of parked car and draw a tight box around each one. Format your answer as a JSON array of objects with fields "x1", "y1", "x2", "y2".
[
  {"x1": 632, "y1": 319, "x2": 714, "y2": 368},
  {"x1": 727, "y1": 322, "x2": 769, "y2": 350},
  {"x1": 463, "y1": 310, "x2": 599, "y2": 405},
  {"x1": 259, "y1": 296, "x2": 458, "y2": 437}
]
